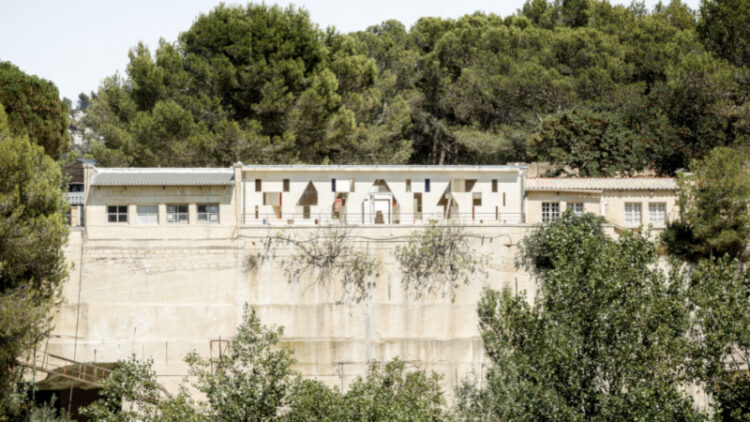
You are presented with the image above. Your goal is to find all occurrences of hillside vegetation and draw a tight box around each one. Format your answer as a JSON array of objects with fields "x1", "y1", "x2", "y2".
[{"x1": 71, "y1": 0, "x2": 750, "y2": 175}]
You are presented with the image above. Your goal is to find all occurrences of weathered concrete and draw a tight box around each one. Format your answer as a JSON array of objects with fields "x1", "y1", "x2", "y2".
[{"x1": 50, "y1": 224, "x2": 543, "y2": 396}]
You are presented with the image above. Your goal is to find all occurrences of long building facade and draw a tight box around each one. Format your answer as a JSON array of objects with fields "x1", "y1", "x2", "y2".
[{"x1": 45, "y1": 161, "x2": 681, "y2": 414}]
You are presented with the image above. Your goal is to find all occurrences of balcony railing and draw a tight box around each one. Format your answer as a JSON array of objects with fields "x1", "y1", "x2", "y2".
[
  {"x1": 242, "y1": 212, "x2": 525, "y2": 226},
  {"x1": 66, "y1": 191, "x2": 84, "y2": 205}
]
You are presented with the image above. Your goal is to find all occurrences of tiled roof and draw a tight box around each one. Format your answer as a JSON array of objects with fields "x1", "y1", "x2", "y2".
[
  {"x1": 526, "y1": 177, "x2": 676, "y2": 191},
  {"x1": 91, "y1": 168, "x2": 234, "y2": 186}
]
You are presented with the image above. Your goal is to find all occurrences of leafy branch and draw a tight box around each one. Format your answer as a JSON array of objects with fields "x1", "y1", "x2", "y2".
[
  {"x1": 277, "y1": 226, "x2": 380, "y2": 304},
  {"x1": 395, "y1": 223, "x2": 486, "y2": 300}
]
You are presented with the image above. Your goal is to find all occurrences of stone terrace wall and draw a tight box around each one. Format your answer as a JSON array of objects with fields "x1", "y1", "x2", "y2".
[{"x1": 51, "y1": 224, "x2": 538, "y2": 396}]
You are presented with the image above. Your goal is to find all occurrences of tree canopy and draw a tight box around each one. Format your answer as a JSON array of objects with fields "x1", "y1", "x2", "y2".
[
  {"x1": 663, "y1": 147, "x2": 750, "y2": 261},
  {"x1": 75, "y1": 0, "x2": 750, "y2": 174},
  {"x1": 457, "y1": 212, "x2": 702, "y2": 420},
  {"x1": 0, "y1": 103, "x2": 69, "y2": 418},
  {"x1": 0, "y1": 62, "x2": 70, "y2": 159}
]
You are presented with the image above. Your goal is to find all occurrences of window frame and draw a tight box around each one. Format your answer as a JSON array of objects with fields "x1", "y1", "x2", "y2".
[
  {"x1": 567, "y1": 202, "x2": 584, "y2": 216},
  {"x1": 197, "y1": 203, "x2": 220, "y2": 224},
  {"x1": 541, "y1": 202, "x2": 560, "y2": 223},
  {"x1": 648, "y1": 202, "x2": 667, "y2": 226},
  {"x1": 624, "y1": 202, "x2": 642, "y2": 226},
  {"x1": 107, "y1": 205, "x2": 128, "y2": 223},
  {"x1": 167, "y1": 204, "x2": 189, "y2": 224},
  {"x1": 136, "y1": 205, "x2": 158, "y2": 224}
]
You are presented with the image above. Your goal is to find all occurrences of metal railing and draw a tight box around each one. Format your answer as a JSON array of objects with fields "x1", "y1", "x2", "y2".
[
  {"x1": 17, "y1": 350, "x2": 112, "y2": 388},
  {"x1": 66, "y1": 191, "x2": 85, "y2": 205},
  {"x1": 242, "y1": 211, "x2": 525, "y2": 226}
]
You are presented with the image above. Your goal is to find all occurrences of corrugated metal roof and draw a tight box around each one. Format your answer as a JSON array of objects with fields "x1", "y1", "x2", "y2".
[
  {"x1": 526, "y1": 177, "x2": 676, "y2": 191},
  {"x1": 91, "y1": 168, "x2": 234, "y2": 186}
]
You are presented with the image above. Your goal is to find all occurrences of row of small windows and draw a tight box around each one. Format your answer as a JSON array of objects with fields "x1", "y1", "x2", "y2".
[
  {"x1": 541, "y1": 202, "x2": 667, "y2": 224},
  {"x1": 625, "y1": 202, "x2": 666, "y2": 226},
  {"x1": 107, "y1": 204, "x2": 219, "y2": 224}
]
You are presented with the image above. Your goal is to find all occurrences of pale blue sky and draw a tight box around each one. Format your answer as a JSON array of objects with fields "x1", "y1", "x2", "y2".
[{"x1": 0, "y1": 0, "x2": 700, "y2": 101}]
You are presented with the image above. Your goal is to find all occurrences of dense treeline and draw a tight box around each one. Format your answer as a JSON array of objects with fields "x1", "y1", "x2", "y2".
[{"x1": 71, "y1": 0, "x2": 750, "y2": 175}]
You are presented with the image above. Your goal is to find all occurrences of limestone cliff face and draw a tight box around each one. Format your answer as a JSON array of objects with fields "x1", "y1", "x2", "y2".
[{"x1": 52, "y1": 225, "x2": 540, "y2": 396}]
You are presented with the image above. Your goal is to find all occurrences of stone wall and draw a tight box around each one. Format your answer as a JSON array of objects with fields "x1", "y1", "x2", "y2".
[{"x1": 49, "y1": 224, "x2": 546, "y2": 396}]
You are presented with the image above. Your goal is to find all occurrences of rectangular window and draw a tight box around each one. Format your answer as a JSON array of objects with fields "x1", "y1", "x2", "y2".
[
  {"x1": 625, "y1": 203, "x2": 642, "y2": 226},
  {"x1": 542, "y1": 202, "x2": 560, "y2": 223},
  {"x1": 502, "y1": 192, "x2": 506, "y2": 207},
  {"x1": 254, "y1": 205, "x2": 259, "y2": 220},
  {"x1": 567, "y1": 202, "x2": 584, "y2": 216},
  {"x1": 136, "y1": 205, "x2": 158, "y2": 224},
  {"x1": 473, "y1": 192, "x2": 482, "y2": 206},
  {"x1": 405, "y1": 179, "x2": 411, "y2": 193},
  {"x1": 414, "y1": 193, "x2": 423, "y2": 219},
  {"x1": 331, "y1": 178, "x2": 336, "y2": 192},
  {"x1": 167, "y1": 204, "x2": 188, "y2": 224},
  {"x1": 303, "y1": 205, "x2": 311, "y2": 219},
  {"x1": 198, "y1": 204, "x2": 220, "y2": 223},
  {"x1": 649, "y1": 203, "x2": 666, "y2": 225},
  {"x1": 492, "y1": 179, "x2": 498, "y2": 193},
  {"x1": 255, "y1": 179, "x2": 262, "y2": 192},
  {"x1": 107, "y1": 205, "x2": 128, "y2": 223},
  {"x1": 425, "y1": 179, "x2": 430, "y2": 193},
  {"x1": 495, "y1": 206, "x2": 499, "y2": 220},
  {"x1": 283, "y1": 179, "x2": 290, "y2": 192},
  {"x1": 350, "y1": 178, "x2": 355, "y2": 192}
]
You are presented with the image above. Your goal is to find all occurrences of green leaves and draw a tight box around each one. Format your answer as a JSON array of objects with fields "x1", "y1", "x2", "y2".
[
  {"x1": 0, "y1": 109, "x2": 68, "y2": 417},
  {"x1": 664, "y1": 147, "x2": 750, "y2": 261},
  {"x1": 0, "y1": 62, "x2": 70, "y2": 159},
  {"x1": 532, "y1": 106, "x2": 646, "y2": 176},
  {"x1": 81, "y1": 307, "x2": 448, "y2": 422},
  {"x1": 464, "y1": 212, "x2": 703, "y2": 421},
  {"x1": 395, "y1": 223, "x2": 485, "y2": 300}
]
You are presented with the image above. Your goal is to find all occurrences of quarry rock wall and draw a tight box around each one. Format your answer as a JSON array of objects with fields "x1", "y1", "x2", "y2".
[{"x1": 52, "y1": 225, "x2": 540, "y2": 395}]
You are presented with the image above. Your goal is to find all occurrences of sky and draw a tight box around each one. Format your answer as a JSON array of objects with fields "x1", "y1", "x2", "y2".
[{"x1": 0, "y1": 0, "x2": 701, "y2": 102}]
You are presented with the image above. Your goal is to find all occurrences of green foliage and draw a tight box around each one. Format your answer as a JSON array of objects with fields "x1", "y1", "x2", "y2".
[
  {"x1": 285, "y1": 359, "x2": 449, "y2": 422},
  {"x1": 82, "y1": 306, "x2": 448, "y2": 421},
  {"x1": 664, "y1": 147, "x2": 750, "y2": 261},
  {"x1": 340, "y1": 359, "x2": 449, "y2": 422},
  {"x1": 27, "y1": 396, "x2": 72, "y2": 422},
  {"x1": 532, "y1": 106, "x2": 645, "y2": 176},
  {"x1": 80, "y1": 357, "x2": 196, "y2": 422},
  {"x1": 280, "y1": 227, "x2": 380, "y2": 304},
  {"x1": 0, "y1": 103, "x2": 68, "y2": 419},
  {"x1": 185, "y1": 305, "x2": 296, "y2": 421},
  {"x1": 395, "y1": 223, "x2": 485, "y2": 300},
  {"x1": 461, "y1": 212, "x2": 703, "y2": 420},
  {"x1": 82, "y1": 306, "x2": 294, "y2": 421},
  {"x1": 82, "y1": 4, "x2": 411, "y2": 167},
  {"x1": 76, "y1": 1, "x2": 750, "y2": 173},
  {"x1": 686, "y1": 257, "x2": 750, "y2": 421},
  {"x1": 698, "y1": 0, "x2": 750, "y2": 68},
  {"x1": 0, "y1": 62, "x2": 70, "y2": 159}
]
